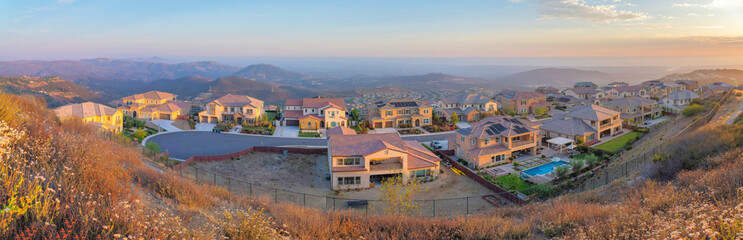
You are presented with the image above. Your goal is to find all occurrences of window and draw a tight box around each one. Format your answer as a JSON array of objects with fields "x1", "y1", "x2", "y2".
[
  {"x1": 398, "y1": 110, "x2": 403, "y2": 115},
  {"x1": 386, "y1": 111, "x2": 392, "y2": 116},
  {"x1": 471, "y1": 139, "x2": 476, "y2": 145},
  {"x1": 423, "y1": 109, "x2": 429, "y2": 114},
  {"x1": 331, "y1": 122, "x2": 337, "y2": 127},
  {"x1": 521, "y1": 101, "x2": 526, "y2": 105},
  {"x1": 412, "y1": 169, "x2": 431, "y2": 178},
  {"x1": 423, "y1": 119, "x2": 429, "y2": 124},
  {"x1": 491, "y1": 154, "x2": 505, "y2": 162},
  {"x1": 337, "y1": 158, "x2": 361, "y2": 166},
  {"x1": 224, "y1": 106, "x2": 228, "y2": 111},
  {"x1": 461, "y1": 136, "x2": 465, "y2": 142},
  {"x1": 404, "y1": 109, "x2": 411, "y2": 115},
  {"x1": 338, "y1": 177, "x2": 361, "y2": 185},
  {"x1": 307, "y1": 122, "x2": 312, "y2": 127},
  {"x1": 484, "y1": 139, "x2": 490, "y2": 145}
]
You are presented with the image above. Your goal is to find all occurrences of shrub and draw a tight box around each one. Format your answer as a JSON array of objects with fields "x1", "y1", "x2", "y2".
[
  {"x1": 570, "y1": 158, "x2": 584, "y2": 171},
  {"x1": 681, "y1": 104, "x2": 704, "y2": 117},
  {"x1": 554, "y1": 165, "x2": 569, "y2": 179},
  {"x1": 145, "y1": 141, "x2": 161, "y2": 153}
]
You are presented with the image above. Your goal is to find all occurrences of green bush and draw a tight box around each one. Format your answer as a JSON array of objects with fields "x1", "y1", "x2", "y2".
[
  {"x1": 554, "y1": 165, "x2": 569, "y2": 179},
  {"x1": 145, "y1": 141, "x2": 160, "y2": 153},
  {"x1": 681, "y1": 104, "x2": 704, "y2": 117},
  {"x1": 521, "y1": 184, "x2": 555, "y2": 198},
  {"x1": 570, "y1": 158, "x2": 584, "y2": 171}
]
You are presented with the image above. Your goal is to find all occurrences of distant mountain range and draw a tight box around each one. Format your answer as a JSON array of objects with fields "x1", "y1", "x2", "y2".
[
  {"x1": 658, "y1": 69, "x2": 743, "y2": 86},
  {"x1": 232, "y1": 63, "x2": 308, "y2": 82},
  {"x1": 492, "y1": 68, "x2": 617, "y2": 88},
  {"x1": 0, "y1": 76, "x2": 100, "y2": 107}
]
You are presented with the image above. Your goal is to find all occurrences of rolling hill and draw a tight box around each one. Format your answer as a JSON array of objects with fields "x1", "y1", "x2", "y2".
[
  {"x1": 324, "y1": 73, "x2": 530, "y2": 92},
  {"x1": 657, "y1": 69, "x2": 743, "y2": 86},
  {"x1": 0, "y1": 58, "x2": 242, "y2": 81},
  {"x1": 493, "y1": 68, "x2": 616, "y2": 88},
  {"x1": 207, "y1": 76, "x2": 328, "y2": 104},
  {"x1": 231, "y1": 63, "x2": 307, "y2": 82},
  {"x1": 0, "y1": 76, "x2": 100, "y2": 107}
]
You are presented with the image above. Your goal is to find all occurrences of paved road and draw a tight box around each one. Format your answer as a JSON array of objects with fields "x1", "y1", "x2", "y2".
[{"x1": 147, "y1": 131, "x2": 456, "y2": 160}]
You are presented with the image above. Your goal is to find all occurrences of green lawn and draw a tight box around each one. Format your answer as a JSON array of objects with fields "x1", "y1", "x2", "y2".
[
  {"x1": 266, "y1": 112, "x2": 276, "y2": 121},
  {"x1": 298, "y1": 132, "x2": 321, "y2": 138},
  {"x1": 495, "y1": 174, "x2": 533, "y2": 193},
  {"x1": 593, "y1": 132, "x2": 643, "y2": 152}
]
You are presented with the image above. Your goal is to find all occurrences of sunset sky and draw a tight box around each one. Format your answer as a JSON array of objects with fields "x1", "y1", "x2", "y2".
[{"x1": 1, "y1": 0, "x2": 742, "y2": 65}]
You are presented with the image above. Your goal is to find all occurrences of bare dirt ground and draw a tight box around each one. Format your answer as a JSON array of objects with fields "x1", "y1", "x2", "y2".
[{"x1": 707, "y1": 90, "x2": 742, "y2": 127}]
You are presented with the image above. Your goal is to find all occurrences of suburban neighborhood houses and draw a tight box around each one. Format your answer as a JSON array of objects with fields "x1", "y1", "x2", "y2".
[
  {"x1": 198, "y1": 94, "x2": 265, "y2": 124},
  {"x1": 437, "y1": 93, "x2": 497, "y2": 122},
  {"x1": 367, "y1": 99, "x2": 433, "y2": 128},
  {"x1": 55, "y1": 102, "x2": 124, "y2": 133},
  {"x1": 282, "y1": 96, "x2": 348, "y2": 130},
  {"x1": 451, "y1": 116, "x2": 541, "y2": 169}
]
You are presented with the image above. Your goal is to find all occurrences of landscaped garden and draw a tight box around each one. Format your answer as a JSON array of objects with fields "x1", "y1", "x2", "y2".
[
  {"x1": 422, "y1": 112, "x2": 458, "y2": 133},
  {"x1": 298, "y1": 132, "x2": 321, "y2": 138},
  {"x1": 480, "y1": 173, "x2": 556, "y2": 198},
  {"x1": 398, "y1": 128, "x2": 422, "y2": 135},
  {"x1": 593, "y1": 131, "x2": 642, "y2": 152},
  {"x1": 122, "y1": 116, "x2": 157, "y2": 142}
]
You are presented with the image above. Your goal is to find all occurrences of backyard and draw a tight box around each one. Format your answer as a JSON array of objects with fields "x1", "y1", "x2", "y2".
[{"x1": 593, "y1": 132, "x2": 642, "y2": 152}]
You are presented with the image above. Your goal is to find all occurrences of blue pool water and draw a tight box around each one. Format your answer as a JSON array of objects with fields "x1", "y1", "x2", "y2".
[{"x1": 522, "y1": 160, "x2": 569, "y2": 177}]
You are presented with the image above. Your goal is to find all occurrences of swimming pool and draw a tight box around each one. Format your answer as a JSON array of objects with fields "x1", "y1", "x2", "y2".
[{"x1": 522, "y1": 160, "x2": 569, "y2": 177}]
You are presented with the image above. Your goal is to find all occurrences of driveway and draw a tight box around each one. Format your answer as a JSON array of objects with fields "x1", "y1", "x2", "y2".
[
  {"x1": 273, "y1": 126, "x2": 299, "y2": 137},
  {"x1": 150, "y1": 120, "x2": 181, "y2": 132},
  {"x1": 146, "y1": 131, "x2": 328, "y2": 160},
  {"x1": 194, "y1": 123, "x2": 216, "y2": 131}
]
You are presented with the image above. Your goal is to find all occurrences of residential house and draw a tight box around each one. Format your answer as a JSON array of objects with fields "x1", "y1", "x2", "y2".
[
  {"x1": 536, "y1": 86, "x2": 560, "y2": 95},
  {"x1": 496, "y1": 91, "x2": 549, "y2": 115},
  {"x1": 602, "y1": 96, "x2": 661, "y2": 126},
  {"x1": 282, "y1": 97, "x2": 348, "y2": 130},
  {"x1": 326, "y1": 126, "x2": 357, "y2": 137},
  {"x1": 675, "y1": 80, "x2": 699, "y2": 91},
  {"x1": 198, "y1": 94, "x2": 265, "y2": 124},
  {"x1": 642, "y1": 80, "x2": 661, "y2": 88},
  {"x1": 574, "y1": 82, "x2": 597, "y2": 88},
  {"x1": 367, "y1": 99, "x2": 433, "y2": 128},
  {"x1": 119, "y1": 91, "x2": 178, "y2": 118},
  {"x1": 139, "y1": 101, "x2": 191, "y2": 121},
  {"x1": 328, "y1": 132, "x2": 441, "y2": 190},
  {"x1": 608, "y1": 82, "x2": 629, "y2": 87},
  {"x1": 563, "y1": 87, "x2": 606, "y2": 100},
  {"x1": 55, "y1": 102, "x2": 123, "y2": 133},
  {"x1": 648, "y1": 82, "x2": 685, "y2": 98},
  {"x1": 606, "y1": 85, "x2": 649, "y2": 99},
  {"x1": 437, "y1": 94, "x2": 497, "y2": 122},
  {"x1": 539, "y1": 105, "x2": 622, "y2": 142},
  {"x1": 451, "y1": 116, "x2": 541, "y2": 168},
  {"x1": 554, "y1": 95, "x2": 599, "y2": 109},
  {"x1": 662, "y1": 90, "x2": 700, "y2": 113},
  {"x1": 701, "y1": 82, "x2": 734, "y2": 94}
]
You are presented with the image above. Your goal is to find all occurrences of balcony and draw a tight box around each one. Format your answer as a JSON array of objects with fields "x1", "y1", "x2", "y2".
[
  {"x1": 369, "y1": 159, "x2": 403, "y2": 172},
  {"x1": 510, "y1": 140, "x2": 535, "y2": 149}
]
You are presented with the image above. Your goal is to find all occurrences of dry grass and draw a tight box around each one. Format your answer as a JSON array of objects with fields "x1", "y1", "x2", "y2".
[{"x1": 3, "y1": 91, "x2": 743, "y2": 239}]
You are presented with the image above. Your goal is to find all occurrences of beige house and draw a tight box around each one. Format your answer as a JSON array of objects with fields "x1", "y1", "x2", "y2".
[
  {"x1": 138, "y1": 101, "x2": 190, "y2": 121},
  {"x1": 119, "y1": 91, "x2": 178, "y2": 119},
  {"x1": 606, "y1": 86, "x2": 649, "y2": 99},
  {"x1": 540, "y1": 105, "x2": 622, "y2": 142},
  {"x1": 55, "y1": 102, "x2": 124, "y2": 133},
  {"x1": 563, "y1": 87, "x2": 606, "y2": 100},
  {"x1": 496, "y1": 91, "x2": 549, "y2": 115},
  {"x1": 367, "y1": 99, "x2": 433, "y2": 128},
  {"x1": 198, "y1": 94, "x2": 265, "y2": 124},
  {"x1": 437, "y1": 94, "x2": 497, "y2": 122},
  {"x1": 602, "y1": 97, "x2": 661, "y2": 126},
  {"x1": 648, "y1": 82, "x2": 685, "y2": 98},
  {"x1": 450, "y1": 116, "x2": 541, "y2": 169},
  {"x1": 282, "y1": 97, "x2": 348, "y2": 130},
  {"x1": 328, "y1": 132, "x2": 441, "y2": 190}
]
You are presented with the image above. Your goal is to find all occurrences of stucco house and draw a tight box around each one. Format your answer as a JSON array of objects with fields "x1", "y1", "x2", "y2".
[
  {"x1": 536, "y1": 86, "x2": 560, "y2": 94},
  {"x1": 602, "y1": 96, "x2": 661, "y2": 126},
  {"x1": 554, "y1": 95, "x2": 600, "y2": 109},
  {"x1": 198, "y1": 94, "x2": 265, "y2": 124},
  {"x1": 496, "y1": 91, "x2": 548, "y2": 115},
  {"x1": 648, "y1": 82, "x2": 685, "y2": 98},
  {"x1": 563, "y1": 87, "x2": 606, "y2": 100},
  {"x1": 367, "y1": 99, "x2": 433, "y2": 128},
  {"x1": 55, "y1": 102, "x2": 123, "y2": 133},
  {"x1": 282, "y1": 97, "x2": 348, "y2": 130},
  {"x1": 539, "y1": 105, "x2": 621, "y2": 142},
  {"x1": 662, "y1": 90, "x2": 700, "y2": 113},
  {"x1": 675, "y1": 80, "x2": 699, "y2": 91},
  {"x1": 139, "y1": 101, "x2": 191, "y2": 121},
  {"x1": 606, "y1": 85, "x2": 649, "y2": 99},
  {"x1": 450, "y1": 116, "x2": 541, "y2": 169},
  {"x1": 328, "y1": 132, "x2": 441, "y2": 190},
  {"x1": 437, "y1": 94, "x2": 497, "y2": 122},
  {"x1": 119, "y1": 91, "x2": 178, "y2": 119}
]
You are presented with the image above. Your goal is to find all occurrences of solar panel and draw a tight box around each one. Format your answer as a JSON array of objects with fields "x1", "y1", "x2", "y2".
[
  {"x1": 391, "y1": 101, "x2": 419, "y2": 107},
  {"x1": 493, "y1": 124, "x2": 507, "y2": 132},
  {"x1": 513, "y1": 126, "x2": 529, "y2": 134},
  {"x1": 488, "y1": 125, "x2": 500, "y2": 134},
  {"x1": 485, "y1": 129, "x2": 493, "y2": 135}
]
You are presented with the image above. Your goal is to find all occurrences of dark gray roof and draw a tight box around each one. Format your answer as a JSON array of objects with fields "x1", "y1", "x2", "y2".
[{"x1": 540, "y1": 118, "x2": 596, "y2": 136}]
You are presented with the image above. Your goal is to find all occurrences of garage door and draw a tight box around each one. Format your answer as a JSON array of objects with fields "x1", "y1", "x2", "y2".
[
  {"x1": 160, "y1": 113, "x2": 171, "y2": 120},
  {"x1": 285, "y1": 120, "x2": 299, "y2": 126}
]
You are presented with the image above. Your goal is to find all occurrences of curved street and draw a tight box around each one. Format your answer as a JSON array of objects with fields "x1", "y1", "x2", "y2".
[{"x1": 146, "y1": 131, "x2": 455, "y2": 160}]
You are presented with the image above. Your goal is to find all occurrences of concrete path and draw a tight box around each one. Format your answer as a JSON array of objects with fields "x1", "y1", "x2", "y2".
[
  {"x1": 149, "y1": 119, "x2": 181, "y2": 132},
  {"x1": 273, "y1": 126, "x2": 299, "y2": 137},
  {"x1": 194, "y1": 123, "x2": 216, "y2": 131}
]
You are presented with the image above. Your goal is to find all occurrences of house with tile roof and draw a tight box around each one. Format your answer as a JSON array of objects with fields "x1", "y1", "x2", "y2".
[
  {"x1": 437, "y1": 93, "x2": 497, "y2": 122},
  {"x1": 55, "y1": 102, "x2": 123, "y2": 133},
  {"x1": 282, "y1": 97, "x2": 348, "y2": 130},
  {"x1": 496, "y1": 91, "x2": 549, "y2": 115},
  {"x1": 539, "y1": 105, "x2": 621, "y2": 142},
  {"x1": 450, "y1": 116, "x2": 542, "y2": 168},
  {"x1": 139, "y1": 101, "x2": 191, "y2": 121},
  {"x1": 675, "y1": 80, "x2": 699, "y2": 91},
  {"x1": 198, "y1": 94, "x2": 265, "y2": 124},
  {"x1": 648, "y1": 82, "x2": 685, "y2": 98},
  {"x1": 328, "y1": 132, "x2": 441, "y2": 190},
  {"x1": 367, "y1": 99, "x2": 433, "y2": 128},
  {"x1": 601, "y1": 96, "x2": 661, "y2": 126},
  {"x1": 608, "y1": 82, "x2": 629, "y2": 88},
  {"x1": 701, "y1": 82, "x2": 734, "y2": 94},
  {"x1": 554, "y1": 95, "x2": 600, "y2": 109},
  {"x1": 563, "y1": 87, "x2": 606, "y2": 100},
  {"x1": 326, "y1": 126, "x2": 357, "y2": 136},
  {"x1": 119, "y1": 91, "x2": 180, "y2": 120},
  {"x1": 662, "y1": 90, "x2": 700, "y2": 113},
  {"x1": 606, "y1": 85, "x2": 649, "y2": 99},
  {"x1": 535, "y1": 86, "x2": 560, "y2": 94},
  {"x1": 574, "y1": 82, "x2": 597, "y2": 88}
]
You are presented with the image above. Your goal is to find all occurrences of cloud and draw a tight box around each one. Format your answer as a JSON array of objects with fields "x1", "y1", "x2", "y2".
[
  {"x1": 538, "y1": 0, "x2": 650, "y2": 23},
  {"x1": 682, "y1": 36, "x2": 743, "y2": 45}
]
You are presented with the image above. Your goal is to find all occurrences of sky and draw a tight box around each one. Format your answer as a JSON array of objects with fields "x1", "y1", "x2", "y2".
[{"x1": 1, "y1": 0, "x2": 742, "y2": 66}]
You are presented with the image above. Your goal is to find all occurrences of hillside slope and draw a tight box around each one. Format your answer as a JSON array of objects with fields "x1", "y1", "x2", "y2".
[
  {"x1": 0, "y1": 76, "x2": 100, "y2": 107},
  {"x1": 658, "y1": 68, "x2": 743, "y2": 86},
  {"x1": 232, "y1": 63, "x2": 307, "y2": 82}
]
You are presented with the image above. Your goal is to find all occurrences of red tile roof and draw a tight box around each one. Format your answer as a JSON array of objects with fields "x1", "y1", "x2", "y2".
[
  {"x1": 283, "y1": 110, "x2": 302, "y2": 118},
  {"x1": 122, "y1": 91, "x2": 177, "y2": 101},
  {"x1": 327, "y1": 126, "x2": 356, "y2": 136},
  {"x1": 55, "y1": 102, "x2": 118, "y2": 119},
  {"x1": 212, "y1": 94, "x2": 264, "y2": 108}
]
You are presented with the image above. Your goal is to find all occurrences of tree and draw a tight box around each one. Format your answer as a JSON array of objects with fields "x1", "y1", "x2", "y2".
[
  {"x1": 584, "y1": 154, "x2": 602, "y2": 167},
  {"x1": 554, "y1": 165, "x2": 569, "y2": 179},
  {"x1": 350, "y1": 108, "x2": 360, "y2": 121},
  {"x1": 502, "y1": 106, "x2": 515, "y2": 116},
  {"x1": 570, "y1": 158, "x2": 584, "y2": 172},
  {"x1": 145, "y1": 141, "x2": 160, "y2": 153},
  {"x1": 534, "y1": 107, "x2": 548, "y2": 116},
  {"x1": 377, "y1": 175, "x2": 421, "y2": 216},
  {"x1": 682, "y1": 104, "x2": 704, "y2": 117},
  {"x1": 450, "y1": 113, "x2": 459, "y2": 126},
  {"x1": 432, "y1": 112, "x2": 441, "y2": 124},
  {"x1": 576, "y1": 136, "x2": 584, "y2": 145}
]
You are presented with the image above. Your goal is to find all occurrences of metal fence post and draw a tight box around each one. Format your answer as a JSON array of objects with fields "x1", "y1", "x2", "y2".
[
  {"x1": 214, "y1": 173, "x2": 217, "y2": 185},
  {"x1": 195, "y1": 168, "x2": 199, "y2": 183},
  {"x1": 227, "y1": 178, "x2": 231, "y2": 191},
  {"x1": 274, "y1": 189, "x2": 278, "y2": 203},
  {"x1": 466, "y1": 197, "x2": 469, "y2": 215},
  {"x1": 433, "y1": 199, "x2": 436, "y2": 217},
  {"x1": 303, "y1": 194, "x2": 306, "y2": 207},
  {"x1": 249, "y1": 183, "x2": 253, "y2": 196}
]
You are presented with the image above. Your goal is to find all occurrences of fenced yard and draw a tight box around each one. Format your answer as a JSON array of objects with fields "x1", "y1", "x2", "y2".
[{"x1": 593, "y1": 131, "x2": 642, "y2": 152}]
